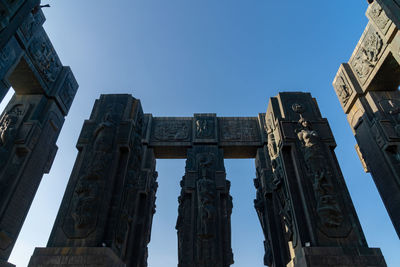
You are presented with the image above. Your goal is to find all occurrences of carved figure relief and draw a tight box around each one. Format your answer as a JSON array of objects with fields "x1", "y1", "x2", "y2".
[
  {"x1": 153, "y1": 121, "x2": 190, "y2": 141},
  {"x1": 370, "y1": 3, "x2": 390, "y2": 30},
  {"x1": 70, "y1": 110, "x2": 117, "y2": 232},
  {"x1": 197, "y1": 154, "x2": 216, "y2": 240},
  {"x1": 335, "y1": 75, "x2": 352, "y2": 106},
  {"x1": 195, "y1": 118, "x2": 214, "y2": 139},
  {"x1": 29, "y1": 34, "x2": 62, "y2": 83},
  {"x1": 293, "y1": 104, "x2": 344, "y2": 229},
  {"x1": 0, "y1": 105, "x2": 25, "y2": 170},
  {"x1": 221, "y1": 120, "x2": 259, "y2": 141},
  {"x1": 352, "y1": 30, "x2": 383, "y2": 82}
]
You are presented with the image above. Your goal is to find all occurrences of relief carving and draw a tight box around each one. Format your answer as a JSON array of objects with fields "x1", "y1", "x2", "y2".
[
  {"x1": 352, "y1": 30, "x2": 383, "y2": 82},
  {"x1": 195, "y1": 118, "x2": 214, "y2": 139},
  {"x1": 196, "y1": 153, "x2": 218, "y2": 266},
  {"x1": 59, "y1": 74, "x2": 78, "y2": 109},
  {"x1": 0, "y1": 41, "x2": 16, "y2": 71},
  {"x1": 335, "y1": 75, "x2": 352, "y2": 106},
  {"x1": 69, "y1": 110, "x2": 117, "y2": 233},
  {"x1": 0, "y1": 105, "x2": 25, "y2": 170},
  {"x1": 221, "y1": 120, "x2": 259, "y2": 141},
  {"x1": 370, "y1": 3, "x2": 390, "y2": 30},
  {"x1": 153, "y1": 120, "x2": 190, "y2": 141},
  {"x1": 29, "y1": 34, "x2": 62, "y2": 83},
  {"x1": 293, "y1": 104, "x2": 344, "y2": 229},
  {"x1": 380, "y1": 99, "x2": 400, "y2": 136}
]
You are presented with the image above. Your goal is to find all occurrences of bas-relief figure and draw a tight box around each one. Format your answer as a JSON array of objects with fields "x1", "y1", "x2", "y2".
[
  {"x1": 153, "y1": 120, "x2": 190, "y2": 141},
  {"x1": 352, "y1": 29, "x2": 384, "y2": 82}
]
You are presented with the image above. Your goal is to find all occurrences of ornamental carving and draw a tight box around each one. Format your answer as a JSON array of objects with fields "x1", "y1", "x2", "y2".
[
  {"x1": 380, "y1": 99, "x2": 400, "y2": 137},
  {"x1": 69, "y1": 110, "x2": 117, "y2": 233},
  {"x1": 195, "y1": 118, "x2": 214, "y2": 139},
  {"x1": 0, "y1": 41, "x2": 16, "y2": 71},
  {"x1": 29, "y1": 34, "x2": 62, "y2": 83},
  {"x1": 294, "y1": 107, "x2": 344, "y2": 228},
  {"x1": 370, "y1": 3, "x2": 390, "y2": 30},
  {"x1": 0, "y1": 105, "x2": 25, "y2": 170},
  {"x1": 221, "y1": 120, "x2": 259, "y2": 141},
  {"x1": 153, "y1": 120, "x2": 190, "y2": 141},
  {"x1": 335, "y1": 75, "x2": 352, "y2": 106},
  {"x1": 352, "y1": 30, "x2": 383, "y2": 82}
]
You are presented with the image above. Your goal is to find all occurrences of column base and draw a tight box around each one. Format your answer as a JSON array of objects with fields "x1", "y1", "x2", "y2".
[
  {"x1": 28, "y1": 247, "x2": 125, "y2": 267},
  {"x1": 292, "y1": 247, "x2": 386, "y2": 267},
  {"x1": 0, "y1": 260, "x2": 15, "y2": 267}
]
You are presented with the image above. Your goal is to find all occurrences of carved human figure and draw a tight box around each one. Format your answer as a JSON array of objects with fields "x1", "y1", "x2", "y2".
[
  {"x1": 296, "y1": 116, "x2": 343, "y2": 228},
  {"x1": 71, "y1": 178, "x2": 98, "y2": 228},
  {"x1": 0, "y1": 112, "x2": 19, "y2": 171},
  {"x1": 71, "y1": 111, "x2": 117, "y2": 230}
]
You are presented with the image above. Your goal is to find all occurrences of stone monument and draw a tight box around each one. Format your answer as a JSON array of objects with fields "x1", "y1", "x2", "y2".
[
  {"x1": 0, "y1": 1, "x2": 78, "y2": 265},
  {"x1": 28, "y1": 93, "x2": 386, "y2": 267},
  {"x1": 333, "y1": 0, "x2": 400, "y2": 238}
]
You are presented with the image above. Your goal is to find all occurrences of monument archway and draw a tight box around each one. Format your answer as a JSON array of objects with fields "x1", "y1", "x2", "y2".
[{"x1": 27, "y1": 93, "x2": 386, "y2": 267}]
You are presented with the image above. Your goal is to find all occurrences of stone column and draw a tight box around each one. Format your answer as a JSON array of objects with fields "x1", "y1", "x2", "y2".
[
  {"x1": 176, "y1": 145, "x2": 233, "y2": 267},
  {"x1": 264, "y1": 92, "x2": 386, "y2": 267},
  {"x1": 254, "y1": 146, "x2": 291, "y2": 266},
  {"x1": 333, "y1": 0, "x2": 400, "y2": 237},
  {"x1": 28, "y1": 94, "x2": 158, "y2": 267}
]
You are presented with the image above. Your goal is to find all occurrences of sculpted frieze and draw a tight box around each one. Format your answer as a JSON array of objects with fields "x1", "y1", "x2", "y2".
[
  {"x1": 152, "y1": 119, "x2": 191, "y2": 142},
  {"x1": 195, "y1": 117, "x2": 215, "y2": 139},
  {"x1": 293, "y1": 104, "x2": 344, "y2": 230},
  {"x1": 220, "y1": 119, "x2": 260, "y2": 142},
  {"x1": 370, "y1": 2, "x2": 390, "y2": 32},
  {"x1": 334, "y1": 74, "x2": 353, "y2": 107},
  {"x1": 351, "y1": 27, "x2": 384, "y2": 84},
  {"x1": 28, "y1": 33, "x2": 62, "y2": 84}
]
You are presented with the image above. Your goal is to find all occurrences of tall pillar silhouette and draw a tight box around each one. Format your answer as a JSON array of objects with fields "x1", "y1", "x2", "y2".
[
  {"x1": 176, "y1": 145, "x2": 233, "y2": 267},
  {"x1": 28, "y1": 95, "x2": 158, "y2": 267}
]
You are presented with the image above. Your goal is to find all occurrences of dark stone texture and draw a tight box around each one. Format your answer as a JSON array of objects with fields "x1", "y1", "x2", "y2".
[
  {"x1": 0, "y1": 4, "x2": 78, "y2": 261},
  {"x1": 263, "y1": 92, "x2": 384, "y2": 266},
  {"x1": 293, "y1": 246, "x2": 386, "y2": 267},
  {"x1": 0, "y1": 94, "x2": 65, "y2": 261},
  {"x1": 334, "y1": 0, "x2": 400, "y2": 238},
  {"x1": 28, "y1": 247, "x2": 125, "y2": 267},
  {"x1": 47, "y1": 95, "x2": 157, "y2": 267},
  {"x1": 176, "y1": 145, "x2": 233, "y2": 267}
]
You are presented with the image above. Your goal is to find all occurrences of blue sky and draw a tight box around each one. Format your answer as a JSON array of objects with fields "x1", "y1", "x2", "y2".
[{"x1": 2, "y1": 0, "x2": 399, "y2": 266}]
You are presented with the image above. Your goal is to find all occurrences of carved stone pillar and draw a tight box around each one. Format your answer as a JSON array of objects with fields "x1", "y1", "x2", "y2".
[
  {"x1": 264, "y1": 92, "x2": 386, "y2": 267},
  {"x1": 333, "y1": 0, "x2": 400, "y2": 237},
  {"x1": 0, "y1": 94, "x2": 65, "y2": 264},
  {"x1": 176, "y1": 146, "x2": 233, "y2": 267},
  {"x1": 28, "y1": 94, "x2": 158, "y2": 267},
  {"x1": 254, "y1": 146, "x2": 291, "y2": 267}
]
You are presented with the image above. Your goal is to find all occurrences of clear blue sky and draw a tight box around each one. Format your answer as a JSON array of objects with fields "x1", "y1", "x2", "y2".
[{"x1": 2, "y1": 0, "x2": 399, "y2": 266}]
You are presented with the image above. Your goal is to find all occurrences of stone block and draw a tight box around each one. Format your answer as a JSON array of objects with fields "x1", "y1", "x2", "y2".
[
  {"x1": 293, "y1": 246, "x2": 386, "y2": 267},
  {"x1": 28, "y1": 247, "x2": 125, "y2": 267}
]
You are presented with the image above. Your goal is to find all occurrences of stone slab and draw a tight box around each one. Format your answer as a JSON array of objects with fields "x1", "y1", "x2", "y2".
[
  {"x1": 293, "y1": 246, "x2": 386, "y2": 267},
  {"x1": 28, "y1": 247, "x2": 125, "y2": 267}
]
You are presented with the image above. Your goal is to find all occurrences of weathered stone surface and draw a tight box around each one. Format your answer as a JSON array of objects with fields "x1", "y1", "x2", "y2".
[
  {"x1": 145, "y1": 115, "x2": 263, "y2": 158},
  {"x1": 293, "y1": 246, "x2": 386, "y2": 267},
  {"x1": 28, "y1": 247, "x2": 125, "y2": 267},
  {"x1": 176, "y1": 145, "x2": 233, "y2": 267},
  {"x1": 0, "y1": 94, "x2": 65, "y2": 261},
  {"x1": 46, "y1": 95, "x2": 157, "y2": 267},
  {"x1": 263, "y1": 92, "x2": 384, "y2": 266},
  {"x1": 334, "y1": 0, "x2": 400, "y2": 238}
]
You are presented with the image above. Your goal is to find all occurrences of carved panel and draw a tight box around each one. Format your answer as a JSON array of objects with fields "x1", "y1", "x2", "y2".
[
  {"x1": 151, "y1": 119, "x2": 191, "y2": 142},
  {"x1": 195, "y1": 117, "x2": 215, "y2": 139},
  {"x1": 28, "y1": 32, "x2": 62, "y2": 85},
  {"x1": 350, "y1": 25, "x2": 385, "y2": 85},
  {"x1": 368, "y1": 1, "x2": 391, "y2": 35},
  {"x1": 219, "y1": 119, "x2": 260, "y2": 142},
  {"x1": 19, "y1": 10, "x2": 45, "y2": 44}
]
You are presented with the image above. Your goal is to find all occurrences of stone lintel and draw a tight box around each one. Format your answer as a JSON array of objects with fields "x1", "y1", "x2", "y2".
[
  {"x1": 293, "y1": 246, "x2": 386, "y2": 267},
  {"x1": 147, "y1": 115, "x2": 263, "y2": 158},
  {"x1": 28, "y1": 247, "x2": 125, "y2": 267}
]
